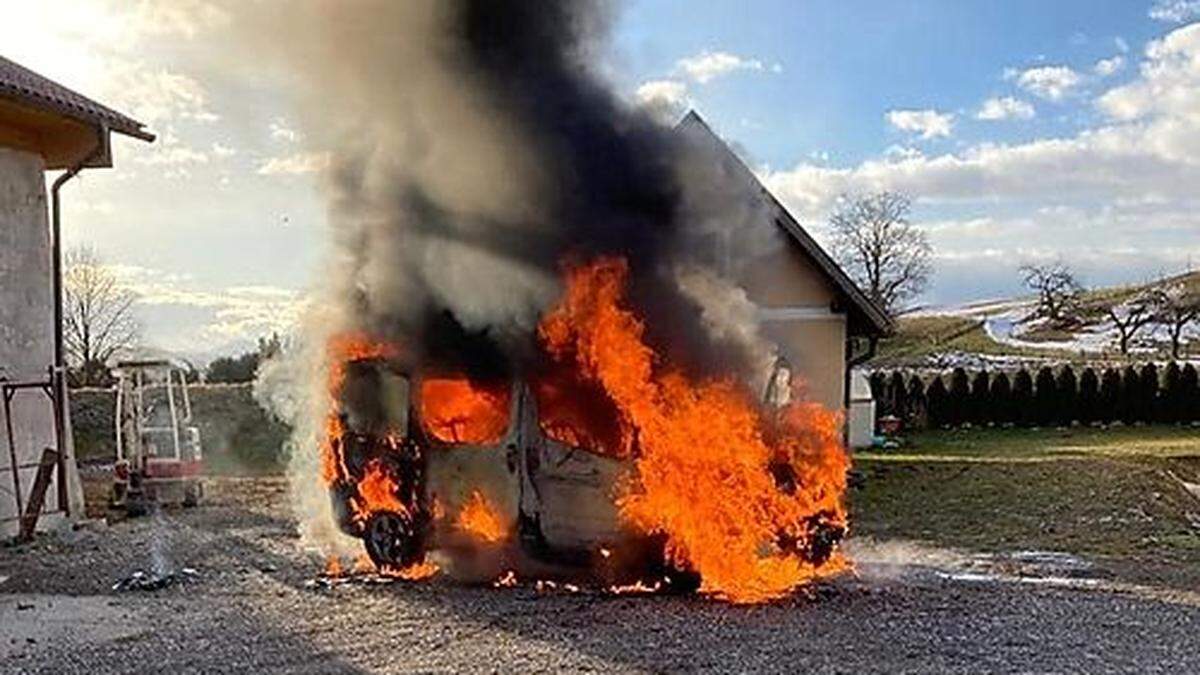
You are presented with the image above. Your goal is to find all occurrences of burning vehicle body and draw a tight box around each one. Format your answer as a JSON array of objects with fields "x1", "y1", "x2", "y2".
[
  {"x1": 318, "y1": 260, "x2": 857, "y2": 603},
  {"x1": 258, "y1": 1, "x2": 889, "y2": 603}
]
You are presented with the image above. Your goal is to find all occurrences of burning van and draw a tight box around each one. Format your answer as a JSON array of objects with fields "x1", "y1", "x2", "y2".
[{"x1": 319, "y1": 259, "x2": 852, "y2": 602}]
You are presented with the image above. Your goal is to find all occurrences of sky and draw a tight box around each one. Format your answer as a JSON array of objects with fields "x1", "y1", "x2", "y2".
[{"x1": 2, "y1": 0, "x2": 1199, "y2": 362}]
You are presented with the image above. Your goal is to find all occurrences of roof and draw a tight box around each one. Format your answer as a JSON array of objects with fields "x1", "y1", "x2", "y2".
[
  {"x1": 0, "y1": 55, "x2": 154, "y2": 143},
  {"x1": 675, "y1": 110, "x2": 892, "y2": 336}
]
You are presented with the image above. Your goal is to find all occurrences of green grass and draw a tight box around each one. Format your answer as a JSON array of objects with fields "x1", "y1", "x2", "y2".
[{"x1": 851, "y1": 426, "x2": 1200, "y2": 589}]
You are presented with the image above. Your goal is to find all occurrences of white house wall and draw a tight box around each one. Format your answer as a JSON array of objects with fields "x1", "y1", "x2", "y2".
[{"x1": 0, "y1": 146, "x2": 83, "y2": 536}]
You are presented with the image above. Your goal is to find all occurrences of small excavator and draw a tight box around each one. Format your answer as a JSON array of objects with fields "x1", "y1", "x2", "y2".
[{"x1": 110, "y1": 358, "x2": 204, "y2": 515}]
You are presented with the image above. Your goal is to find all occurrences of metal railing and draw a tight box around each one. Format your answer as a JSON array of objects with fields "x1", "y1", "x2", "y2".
[{"x1": 1, "y1": 366, "x2": 69, "y2": 526}]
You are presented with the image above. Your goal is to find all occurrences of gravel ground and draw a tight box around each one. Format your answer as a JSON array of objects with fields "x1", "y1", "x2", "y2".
[{"x1": 2, "y1": 477, "x2": 1198, "y2": 674}]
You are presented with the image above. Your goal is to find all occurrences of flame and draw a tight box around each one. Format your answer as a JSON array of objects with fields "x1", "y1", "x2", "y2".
[
  {"x1": 532, "y1": 369, "x2": 632, "y2": 457},
  {"x1": 320, "y1": 332, "x2": 399, "y2": 486},
  {"x1": 324, "y1": 555, "x2": 345, "y2": 578},
  {"x1": 380, "y1": 560, "x2": 440, "y2": 581},
  {"x1": 419, "y1": 377, "x2": 511, "y2": 444},
  {"x1": 348, "y1": 552, "x2": 440, "y2": 581},
  {"x1": 352, "y1": 459, "x2": 408, "y2": 524},
  {"x1": 538, "y1": 257, "x2": 849, "y2": 603},
  {"x1": 353, "y1": 552, "x2": 377, "y2": 575},
  {"x1": 493, "y1": 570, "x2": 518, "y2": 587},
  {"x1": 456, "y1": 489, "x2": 509, "y2": 543}
]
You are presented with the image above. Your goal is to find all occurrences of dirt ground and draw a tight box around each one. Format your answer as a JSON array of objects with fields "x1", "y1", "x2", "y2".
[{"x1": 2, "y1": 476, "x2": 1199, "y2": 674}]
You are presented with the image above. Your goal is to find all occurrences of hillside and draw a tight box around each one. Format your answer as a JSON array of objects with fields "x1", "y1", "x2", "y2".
[{"x1": 872, "y1": 270, "x2": 1200, "y2": 369}]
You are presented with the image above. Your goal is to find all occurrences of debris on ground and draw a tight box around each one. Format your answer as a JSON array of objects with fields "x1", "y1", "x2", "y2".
[{"x1": 112, "y1": 567, "x2": 200, "y2": 592}]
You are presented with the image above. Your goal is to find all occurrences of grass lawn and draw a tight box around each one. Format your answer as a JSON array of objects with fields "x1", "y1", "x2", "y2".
[{"x1": 850, "y1": 425, "x2": 1200, "y2": 589}]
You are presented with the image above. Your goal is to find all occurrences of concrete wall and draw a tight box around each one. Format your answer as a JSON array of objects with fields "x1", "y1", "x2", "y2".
[{"x1": 0, "y1": 146, "x2": 83, "y2": 536}]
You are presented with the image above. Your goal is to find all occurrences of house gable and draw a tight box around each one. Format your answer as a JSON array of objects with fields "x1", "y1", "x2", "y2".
[{"x1": 674, "y1": 110, "x2": 892, "y2": 337}]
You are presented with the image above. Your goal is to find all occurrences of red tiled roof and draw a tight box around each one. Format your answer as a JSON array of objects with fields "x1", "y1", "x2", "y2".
[{"x1": 0, "y1": 54, "x2": 153, "y2": 141}]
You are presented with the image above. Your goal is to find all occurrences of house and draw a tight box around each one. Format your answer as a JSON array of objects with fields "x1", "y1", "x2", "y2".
[
  {"x1": 0, "y1": 55, "x2": 152, "y2": 537},
  {"x1": 676, "y1": 111, "x2": 891, "y2": 413}
]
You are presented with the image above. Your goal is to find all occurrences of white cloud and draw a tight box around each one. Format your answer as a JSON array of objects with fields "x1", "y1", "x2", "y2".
[
  {"x1": 635, "y1": 79, "x2": 687, "y2": 106},
  {"x1": 0, "y1": 2, "x2": 222, "y2": 129},
  {"x1": 1098, "y1": 23, "x2": 1200, "y2": 121},
  {"x1": 129, "y1": 0, "x2": 231, "y2": 39},
  {"x1": 257, "y1": 152, "x2": 330, "y2": 176},
  {"x1": 269, "y1": 118, "x2": 300, "y2": 143},
  {"x1": 1149, "y1": 0, "x2": 1200, "y2": 22},
  {"x1": 133, "y1": 131, "x2": 208, "y2": 168},
  {"x1": 885, "y1": 109, "x2": 954, "y2": 139},
  {"x1": 1008, "y1": 65, "x2": 1081, "y2": 100},
  {"x1": 104, "y1": 67, "x2": 218, "y2": 125},
  {"x1": 757, "y1": 22, "x2": 1200, "y2": 302},
  {"x1": 1115, "y1": 37, "x2": 1130, "y2": 54},
  {"x1": 110, "y1": 264, "x2": 303, "y2": 356},
  {"x1": 1094, "y1": 55, "x2": 1126, "y2": 76},
  {"x1": 634, "y1": 79, "x2": 689, "y2": 121},
  {"x1": 976, "y1": 96, "x2": 1036, "y2": 121},
  {"x1": 676, "y1": 50, "x2": 778, "y2": 84},
  {"x1": 211, "y1": 142, "x2": 237, "y2": 158}
]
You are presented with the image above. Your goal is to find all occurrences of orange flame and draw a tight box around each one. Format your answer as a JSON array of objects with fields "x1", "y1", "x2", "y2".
[
  {"x1": 352, "y1": 459, "x2": 408, "y2": 524},
  {"x1": 533, "y1": 370, "x2": 632, "y2": 457},
  {"x1": 419, "y1": 378, "x2": 511, "y2": 444},
  {"x1": 538, "y1": 257, "x2": 850, "y2": 603},
  {"x1": 380, "y1": 560, "x2": 441, "y2": 581},
  {"x1": 320, "y1": 332, "x2": 400, "y2": 486},
  {"x1": 456, "y1": 489, "x2": 509, "y2": 543},
  {"x1": 324, "y1": 555, "x2": 345, "y2": 578}
]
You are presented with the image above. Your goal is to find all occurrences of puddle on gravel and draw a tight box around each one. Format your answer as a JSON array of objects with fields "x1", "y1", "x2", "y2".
[{"x1": 847, "y1": 538, "x2": 1101, "y2": 587}]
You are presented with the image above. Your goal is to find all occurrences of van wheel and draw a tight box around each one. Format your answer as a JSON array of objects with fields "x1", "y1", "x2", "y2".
[{"x1": 364, "y1": 510, "x2": 423, "y2": 570}]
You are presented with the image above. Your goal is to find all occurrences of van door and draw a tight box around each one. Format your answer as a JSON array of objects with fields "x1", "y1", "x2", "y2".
[{"x1": 516, "y1": 382, "x2": 626, "y2": 557}]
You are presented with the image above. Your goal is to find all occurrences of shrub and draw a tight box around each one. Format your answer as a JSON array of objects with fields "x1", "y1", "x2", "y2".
[
  {"x1": 1182, "y1": 363, "x2": 1199, "y2": 423},
  {"x1": 1163, "y1": 362, "x2": 1183, "y2": 423},
  {"x1": 948, "y1": 368, "x2": 970, "y2": 426},
  {"x1": 869, "y1": 372, "x2": 890, "y2": 417},
  {"x1": 970, "y1": 370, "x2": 990, "y2": 425},
  {"x1": 1034, "y1": 367, "x2": 1057, "y2": 426},
  {"x1": 926, "y1": 375, "x2": 948, "y2": 428},
  {"x1": 1078, "y1": 368, "x2": 1099, "y2": 425},
  {"x1": 890, "y1": 371, "x2": 908, "y2": 422},
  {"x1": 1120, "y1": 366, "x2": 1141, "y2": 424},
  {"x1": 1099, "y1": 368, "x2": 1122, "y2": 423},
  {"x1": 1056, "y1": 365, "x2": 1077, "y2": 425},
  {"x1": 1140, "y1": 362, "x2": 1160, "y2": 423},
  {"x1": 1012, "y1": 369, "x2": 1034, "y2": 426},
  {"x1": 906, "y1": 376, "x2": 927, "y2": 429},
  {"x1": 989, "y1": 372, "x2": 1013, "y2": 426}
]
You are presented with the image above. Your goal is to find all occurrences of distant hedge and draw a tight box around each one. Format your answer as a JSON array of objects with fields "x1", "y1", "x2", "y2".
[
  {"x1": 870, "y1": 362, "x2": 1200, "y2": 430},
  {"x1": 69, "y1": 383, "x2": 290, "y2": 474}
]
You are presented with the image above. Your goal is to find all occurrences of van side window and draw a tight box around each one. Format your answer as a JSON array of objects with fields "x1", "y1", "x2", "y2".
[{"x1": 418, "y1": 377, "x2": 511, "y2": 444}]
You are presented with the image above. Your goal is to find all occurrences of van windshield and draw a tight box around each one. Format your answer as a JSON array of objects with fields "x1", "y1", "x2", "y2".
[{"x1": 418, "y1": 377, "x2": 511, "y2": 445}]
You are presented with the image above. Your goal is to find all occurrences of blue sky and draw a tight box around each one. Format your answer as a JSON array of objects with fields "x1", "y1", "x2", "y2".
[
  {"x1": 2, "y1": 0, "x2": 1199, "y2": 359},
  {"x1": 617, "y1": 1, "x2": 1157, "y2": 164}
]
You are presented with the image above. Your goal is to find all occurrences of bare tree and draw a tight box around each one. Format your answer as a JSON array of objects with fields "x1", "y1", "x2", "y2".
[
  {"x1": 1106, "y1": 291, "x2": 1156, "y2": 355},
  {"x1": 1020, "y1": 261, "x2": 1082, "y2": 325},
  {"x1": 1149, "y1": 281, "x2": 1200, "y2": 359},
  {"x1": 63, "y1": 247, "x2": 140, "y2": 385},
  {"x1": 829, "y1": 191, "x2": 932, "y2": 317}
]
